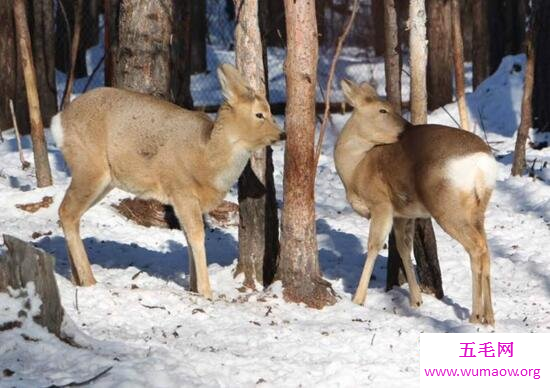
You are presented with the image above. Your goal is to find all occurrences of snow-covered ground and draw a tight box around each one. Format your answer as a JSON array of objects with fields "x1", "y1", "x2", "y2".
[{"x1": 1, "y1": 54, "x2": 549, "y2": 387}]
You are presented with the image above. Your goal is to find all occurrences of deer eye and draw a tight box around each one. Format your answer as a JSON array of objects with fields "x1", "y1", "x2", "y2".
[
  {"x1": 256, "y1": 113, "x2": 264, "y2": 119},
  {"x1": 379, "y1": 109, "x2": 388, "y2": 114}
]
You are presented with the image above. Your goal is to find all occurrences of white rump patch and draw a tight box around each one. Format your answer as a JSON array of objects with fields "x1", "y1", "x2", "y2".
[
  {"x1": 445, "y1": 152, "x2": 498, "y2": 192},
  {"x1": 50, "y1": 113, "x2": 64, "y2": 148}
]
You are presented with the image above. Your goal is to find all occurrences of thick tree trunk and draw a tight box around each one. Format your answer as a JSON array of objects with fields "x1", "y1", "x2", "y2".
[
  {"x1": 372, "y1": 0, "x2": 385, "y2": 56},
  {"x1": 0, "y1": 0, "x2": 19, "y2": 131},
  {"x1": 278, "y1": 0, "x2": 335, "y2": 308},
  {"x1": 426, "y1": 0, "x2": 452, "y2": 110},
  {"x1": 408, "y1": 0, "x2": 444, "y2": 299},
  {"x1": 512, "y1": 6, "x2": 536, "y2": 175},
  {"x1": 189, "y1": 0, "x2": 207, "y2": 74},
  {"x1": 114, "y1": 0, "x2": 172, "y2": 99},
  {"x1": 13, "y1": 0, "x2": 53, "y2": 187},
  {"x1": 31, "y1": 0, "x2": 57, "y2": 125},
  {"x1": 0, "y1": 235, "x2": 64, "y2": 337},
  {"x1": 472, "y1": 0, "x2": 490, "y2": 88},
  {"x1": 171, "y1": 0, "x2": 193, "y2": 109},
  {"x1": 383, "y1": 0, "x2": 407, "y2": 291},
  {"x1": 533, "y1": 0, "x2": 550, "y2": 132},
  {"x1": 233, "y1": 0, "x2": 279, "y2": 288},
  {"x1": 451, "y1": 0, "x2": 470, "y2": 131}
]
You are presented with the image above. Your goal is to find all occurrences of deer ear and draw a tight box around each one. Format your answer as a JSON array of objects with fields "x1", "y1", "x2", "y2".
[
  {"x1": 341, "y1": 79, "x2": 362, "y2": 107},
  {"x1": 218, "y1": 64, "x2": 254, "y2": 104},
  {"x1": 359, "y1": 82, "x2": 379, "y2": 99}
]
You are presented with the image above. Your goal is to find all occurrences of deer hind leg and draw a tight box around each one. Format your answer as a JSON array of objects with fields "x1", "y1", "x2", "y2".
[
  {"x1": 353, "y1": 206, "x2": 393, "y2": 305},
  {"x1": 434, "y1": 213, "x2": 493, "y2": 325},
  {"x1": 172, "y1": 197, "x2": 212, "y2": 299},
  {"x1": 59, "y1": 172, "x2": 112, "y2": 286},
  {"x1": 393, "y1": 218, "x2": 423, "y2": 308}
]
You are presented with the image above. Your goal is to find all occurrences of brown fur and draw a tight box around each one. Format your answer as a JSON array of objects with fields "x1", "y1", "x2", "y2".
[
  {"x1": 55, "y1": 64, "x2": 284, "y2": 298},
  {"x1": 335, "y1": 80, "x2": 497, "y2": 325}
]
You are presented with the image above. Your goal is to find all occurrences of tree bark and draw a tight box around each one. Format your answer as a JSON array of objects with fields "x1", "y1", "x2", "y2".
[
  {"x1": 31, "y1": 0, "x2": 57, "y2": 125},
  {"x1": 0, "y1": 0, "x2": 19, "y2": 131},
  {"x1": 512, "y1": 5, "x2": 536, "y2": 175},
  {"x1": 189, "y1": 0, "x2": 207, "y2": 74},
  {"x1": 408, "y1": 0, "x2": 443, "y2": 299},
  {"x1": 13, "y1": 0, "x2": 53, "y2": 187},
  {"x1": 62, "y1": 0, "x2": 84, "y2": 109},
  {"x1": 262, "y1": 0, "x2": 286, "y2": 47},
  {"x1": 233, "y1": 0, "x2": 279, "y2": 288},
  {"x1": 426, "y1": 0, "x2": 452, "y2": 110},
  {"x1": 171, "y1": 0, "x2": 193, "y2": 109},
  {"x1": 383, "y1": 0, "x2": 407, "y2": 291},
  {"x1": 533, "y1": 0, "x2": 550, "y2": 132},
  {"x1": 0, "y1": 235, "x2": 64, "y2": 337},
  {"x1": 114, "y1": 0, "x2": 172, "y2": 99},
  {"x1": 451, "y1": 0, "x2": 470, "y2": 131},
  {"x1": 372, "y1": 0, "x2": 386, "y2": 56},
  {"x1": 472, "y1": 0, "x2": 490, "y2": 88},
  {"x1": 278, "y1": 0, "x2": 335, "y2": 308}
]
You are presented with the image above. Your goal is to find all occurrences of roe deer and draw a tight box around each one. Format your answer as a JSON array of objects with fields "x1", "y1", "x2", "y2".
[
  {"x1": 52, "y1": 64, "x2": 285, "y2": 299},
  {"x1": 334, "y1": 80, "x2": 497, "y2": 325}
]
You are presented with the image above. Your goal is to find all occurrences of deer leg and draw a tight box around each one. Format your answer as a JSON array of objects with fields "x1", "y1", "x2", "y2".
[
  {"x1": 187, "y1": 246, "x2": 198, "y2": 292},
  {"x1": 478, "y1": 228, "x2": 495, "y2": 325},
  {"x1": 393, "y1": 218, "x2": 423, "y2": 308},
  {"x1": 172, "y1": 198, "x2": 212, "y2": 299},
  {"x1": 352, "y1": 207, "x2": 393, "y2": 305},
  {"x1": 59, "y1": 173, "x2": 112, "y2": 286}
]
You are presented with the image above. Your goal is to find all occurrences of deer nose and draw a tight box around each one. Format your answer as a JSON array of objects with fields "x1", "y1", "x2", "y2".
[{"x1": 279, "y1": 132, "x2": 287, "y2": 141}]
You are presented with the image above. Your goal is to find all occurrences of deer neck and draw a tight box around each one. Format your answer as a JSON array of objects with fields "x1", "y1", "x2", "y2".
[
  {"x1": 206, "y1": 106, "x2": 251, "y2": 192},
  {"x1": 334, "y1": 122, "x2": 376, "y2": 191}
]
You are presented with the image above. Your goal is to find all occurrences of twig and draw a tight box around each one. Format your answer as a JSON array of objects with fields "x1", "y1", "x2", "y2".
[
  {"x1": 314, "y1": 0, "x2": 359, "y2": 169},
  {"x1": 74, "y1": 287, "x2": 79, "y2": 313},
  {"x1": 83, "y1": 55, "x2": 105, "y2": 93},
  {"x1": 9, "y1": 99, "x2": 30, "y2": 170},
  {"x1": 46, "y1": 366, "x2": 113, "y2": 387}
]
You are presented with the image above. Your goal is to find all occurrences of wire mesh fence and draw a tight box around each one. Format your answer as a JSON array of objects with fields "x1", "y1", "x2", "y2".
[{"x1": 56, "y1": 0, "x2": 390, "y2": 111}]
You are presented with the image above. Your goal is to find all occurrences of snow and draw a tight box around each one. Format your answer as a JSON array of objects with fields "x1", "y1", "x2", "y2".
[{"x1": 1, "y1": 53, "x2": 550, "y2": 387}]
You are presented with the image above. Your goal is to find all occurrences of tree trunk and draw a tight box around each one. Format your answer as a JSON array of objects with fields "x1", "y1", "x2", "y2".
[
  {"x1": 451, "y1": 0, "x2": 470, "y2": 131},
  {"x1": 408, "y1": 0, "x2": 444, "y2": 299},
  {"x1": 512, "y1": 5, "x2": 536, "y2": 175},
  {"x1": 31, "y1": 0, "x2": 57, "y2": 125},
  {"x1": 189, "y1": 0, "x2": 207, "y2": 74},
  {"x1": 383, "y1": 0, "x2": 407, "y2": 291},
  {"x1": 533, "y1": 0, "x2": 550, "y2": 132},
  {"x1": 372, "y1": 0, "x2": 385, "y2": 56},
  {"x1": 0, "y1": 0, "x2": 19, "y2": 131},
  {"x1": 472, "y1": 0, "x2": 490, "y2": 88},
  {"x1": 13, "y1": 0, "x2": 53, "y2": 187},
  {"x1": 62, "y1": 0, "x2": 84, "y2": 109},
  {"x1": 233, "y1": 0, "x2": 279, "y2": 288},
  {"x1": 262, "y1": 0, "x2": 286, "y2": 47},
  {"x1": 0, "y1": 235, "x2": 64, "y2": 337},
  {"x1": 171, "y1": 0, "x2": 194, "y2": 109},
  {"x1": 426, "y1": 0, "x2": 452, "y2": 110},
  {"x1": 55, "y1": 0, "x2": 87, "y2": 78},
  {"x1": 114, "y1": 0, "x2": 172, "y2": 99},
  {"x1": 278, "y1": 0, "x2": 335, "y2": 309}
]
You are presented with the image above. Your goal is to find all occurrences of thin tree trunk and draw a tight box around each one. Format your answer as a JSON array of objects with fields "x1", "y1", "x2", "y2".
[
  {"x1": 451, "y1": 0, "x2": 470, "y2": 131},
  {"x1": 278, "y1": 0, "x2": 335, "y2": 308},
  {"x1": 115, "y1": 0, "x2": 172, "y2": 99},
  {"x1": 171, "y1": 0, "x2": 193, "y2": 109},
  {"x1": 472, "y1": 0, "x2": 490, "y2": 88},
  {"x1": 190, "y1": 0, "x2": 207, "y2": 74},
  {"x1": 372, "y1": 0, "x2": 385, "y2": 56},
  {"x1": 426, "y1": 0, "x2": 452, "y2": 110},
  {"x1": 409, "y1": 0, "x2": 443, "y2": 299},
  {"x1": 13, "y1": 0, "x2": 52, "y2": 187},
  {"x1": 62, "y1": 0, "x2": 83, "y2": 109},
  {"x1": 234, "y1": 0, "x2": 279, "y2": 287},
  {"x1": 104, "y1": 0, "x2": 113, "y2": 86},
  {"x1": 383, "y1": 0, "x2": 406, "y2": 291},
  {"x1": 512, "y1": 6, "x2": 535, "y2": 175},
  {"x1": 0, "y1": 0, "x2": 18, "y2": 131}
]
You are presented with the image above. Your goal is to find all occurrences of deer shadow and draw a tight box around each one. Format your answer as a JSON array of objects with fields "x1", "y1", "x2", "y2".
[{"x1": 35, "y1": 227, "x2": 238, "y2": 288}]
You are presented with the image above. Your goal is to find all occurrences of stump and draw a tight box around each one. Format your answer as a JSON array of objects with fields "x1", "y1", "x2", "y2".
[{"x1": 0, "y1": 234, "x2": 64, "y2": 337}]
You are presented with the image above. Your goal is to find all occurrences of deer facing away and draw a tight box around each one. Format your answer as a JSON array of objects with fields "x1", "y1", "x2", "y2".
[
  {"x1": 52, "y1": 64, "x2": 285, "y2": 299},
  {"x1": 334, "y1": 80, "x2": 498, "y2": 325}
]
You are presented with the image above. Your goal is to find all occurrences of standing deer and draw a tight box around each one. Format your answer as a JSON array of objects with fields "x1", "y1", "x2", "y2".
[
  {"x1": 334, "y1": 80, "x2": 497, "y2": 325},
  {"x1": 51, "y1": 64, "x2": 285, "y2": 299}
]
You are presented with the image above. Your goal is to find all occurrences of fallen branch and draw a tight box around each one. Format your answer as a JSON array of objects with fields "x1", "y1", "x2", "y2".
[
  {"x1": 47, "y1": 366, "x2": 113, "y2": 388},
  {"x1": 314, "y1": 0, "x2": 359, "y2": 169},
  {"x1": 9, "y1": 99, "x2": 30, "y2": 170}
]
